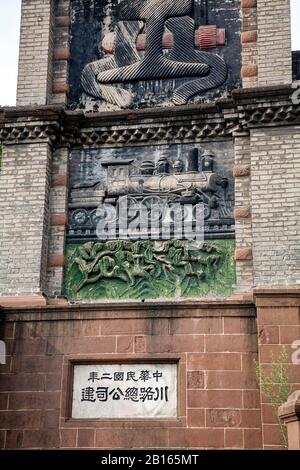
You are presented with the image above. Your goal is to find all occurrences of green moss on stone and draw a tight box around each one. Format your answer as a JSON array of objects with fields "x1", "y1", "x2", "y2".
[{"x1": 65, "y1": 239, "x2": 235, "y2": 301}]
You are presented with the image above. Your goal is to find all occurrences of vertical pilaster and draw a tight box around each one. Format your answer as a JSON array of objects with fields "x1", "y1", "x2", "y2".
[
  {"x1": 241, "y1": 0, "x2": 258, "y2": 87},
  {"x1": 0, "y1": 141, "x2": 52, "y2": 301},
  {"x1": 47, "y1": 146, "x2": 69, "y2": 297},
  {"x1": 234, "y1": 133, "x2": 254, "y2": 291},
  {"x1": 17, "y1": 0, "x2": 54, "y2": 106},
  {"x1": 250, "y1": 126, "x2": 300, "y2": 286},
  {"x1": 257, "y1": 0, "x2": 292, "y2": 86}
]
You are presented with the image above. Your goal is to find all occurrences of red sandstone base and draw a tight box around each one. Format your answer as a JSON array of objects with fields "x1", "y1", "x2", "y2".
[{"x1": 0, "y1": 291, "x2": 299, "y2": 450}]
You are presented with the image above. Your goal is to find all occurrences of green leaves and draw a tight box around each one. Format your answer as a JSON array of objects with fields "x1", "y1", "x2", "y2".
[
  {"x1": 65, "y1": 239, "x2": 235, "y2": 301},
  {"x1": 255, "y1": 349, "x2": 292, "y2": 448}
]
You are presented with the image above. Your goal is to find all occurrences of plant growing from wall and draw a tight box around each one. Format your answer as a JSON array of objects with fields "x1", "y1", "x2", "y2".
[{"x1": 255, "y1": 349, "x2": 292, "y2": 448}]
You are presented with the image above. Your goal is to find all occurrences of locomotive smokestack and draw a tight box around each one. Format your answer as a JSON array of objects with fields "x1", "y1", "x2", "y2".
[{"x1": 187, "y1": 148, "x2": 199, "y2": 172}]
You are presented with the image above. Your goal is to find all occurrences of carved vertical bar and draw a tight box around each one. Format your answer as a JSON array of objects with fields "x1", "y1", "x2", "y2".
[
  {"x1": 46, "y1": 146, "x2": 69, "y2": 298},
  {"x1": 234, "y1": 133, "x2": 253, "y2": 292}
]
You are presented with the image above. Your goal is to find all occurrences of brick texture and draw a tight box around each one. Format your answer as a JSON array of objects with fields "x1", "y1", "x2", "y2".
[
  {"x1": 0, "y1": 306, "x2": 262, "y2": 450},
  {"x1": 255, "y1": 291, "x2": 300, "y2": 449},
  {"x1": 242, "y1": 1, "x2": 258, "y2": 88},
  {"x1": 250, "y1": 127, "x2": 300, "y2": 285},
  {"x1": 234, "y1": 135, "x2": 254, "y2": 290},
  {"x1": 46, "y1": 146, "x2": 69, "y2": 297},
  {"x1": 50, "y1": 0, "x2": 71, "y2": 105},
  {"x1": 0, "y1": 143, "x2": 52, "y2": 296},
  {"x1": 17, "y1": 0, "x2": 54, "y2": 106},
  {"x1": 257, "y1": 0, "x2": 292, "y2": 86}
]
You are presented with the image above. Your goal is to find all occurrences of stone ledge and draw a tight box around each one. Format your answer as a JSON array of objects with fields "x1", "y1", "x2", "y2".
[
  {"x1": 0, "y1": 299, "x2": 255, "y2": 318},
  {"x1": 254, "y1": 287, "x2": 300, "y2": 307},
  {"x1": 0, "y1": 295, "x2": 47, "y2": 308}
]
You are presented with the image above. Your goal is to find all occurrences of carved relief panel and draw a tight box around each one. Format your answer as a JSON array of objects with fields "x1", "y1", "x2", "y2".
[
  {"x1": 69, "y1": 0, "x2": 242, "y2": 111},
  {"x1": 68, "y1": 142, "x2": 234, "y2": 242},
  {"x1": 66, "y1": 142, "x2": 235, "y2": 301}
]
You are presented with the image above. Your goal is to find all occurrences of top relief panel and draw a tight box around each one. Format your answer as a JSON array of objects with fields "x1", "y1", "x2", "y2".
[{"x1": 69, "y1": 0, "x2": 242, "y2": 111}]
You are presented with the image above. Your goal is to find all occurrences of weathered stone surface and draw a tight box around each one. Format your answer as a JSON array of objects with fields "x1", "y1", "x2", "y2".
[
  {"x1": 241, "y1": 31, "x2": 257, "y2": 43},
  {"x1": 0, "y1": 143, "x2": 52, "y2": 296},
  {"x1": 234, "y1": 207, "x2": 251, "y2": 219},
  {"x1": 0, "y1": 296, "x2": 47, "y2": 308},
  {"x1": 233, "y1": 165, "x2": 251, "y2": 178},
  {"x1": 235, "y1": 248, "x2": 253, "y2": 261},
  {"x1": 50, "y1": 214, "x2": 68, "y2": 226},
  {"x1": 55, "y1": 16, "x2": 71, "y2": 28},
  {"x1": 257, "y1": 0, "x2": 292, "y2": 86},
  {"x1": 48, "y1": 255, "x2": 66, "y2": 268},
  {"x1": 241, "y1": 65, "x2": 258, "y2": 78},
  {"x1": 51, "y1": 174, "x2": 68, "y2": 187},
  {"x1": 53, "y1": 83, "x2": 69, "y2": 95},
  {"x1": 53, "y1": 48, "x2": 70, "y2": 61},
  {"x1": 69, "y1": 0, "x2": 242, "y2": 111},
  {"x1": 250, "y1": 126, "x2": 300, "y2": 285},
  {"x1": 241, "y1": 0, "x2": 257, "y2": 8}
]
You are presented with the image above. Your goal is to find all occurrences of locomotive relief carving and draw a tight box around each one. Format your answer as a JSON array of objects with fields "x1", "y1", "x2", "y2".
[
  {"x1": 69, "y1": 0, "x2": 242, "y2": 110},
  {"x1": 68, "y1": 143, "x2": 234, "y2": 242}
]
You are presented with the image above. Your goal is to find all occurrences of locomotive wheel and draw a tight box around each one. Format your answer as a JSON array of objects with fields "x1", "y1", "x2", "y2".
[
  {"x1": 193, "y1": 203, "x2": 211, "y2": 220},
  {"x1": 142, "y1": 196, "x2": 166, "y2": 221},
  {"x1": 118, "y1": 196, "x2": 139, "y2": 224}
]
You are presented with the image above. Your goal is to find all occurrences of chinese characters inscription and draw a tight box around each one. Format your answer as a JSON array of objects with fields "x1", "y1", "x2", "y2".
[{"x1": 72, "y1": 363, "x2": 177, "y2": 419}]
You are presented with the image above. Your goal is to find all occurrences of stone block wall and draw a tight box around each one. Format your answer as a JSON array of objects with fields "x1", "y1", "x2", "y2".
[
  {"x1": 0, "y1": 303, "x2": 262, "y2": 450},
  {"x1": 255, "y1": 290, "x2": 300, "y2": 449}
]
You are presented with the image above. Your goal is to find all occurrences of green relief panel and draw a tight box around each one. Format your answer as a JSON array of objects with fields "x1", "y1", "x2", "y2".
[{"x1": 65, "y1": 239, "x2": 235, "y2": 301}]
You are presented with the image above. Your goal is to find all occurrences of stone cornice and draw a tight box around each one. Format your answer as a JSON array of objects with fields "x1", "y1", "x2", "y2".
[
  {"x1": 0, "y1": 299, "x2": 255, "y2": 320},
  {"x1": 0, "y1": 86, "x2": 299, "y2": 147},
  {"x1": 253, "y1": 287, "x2": 300, "y2": 307}
]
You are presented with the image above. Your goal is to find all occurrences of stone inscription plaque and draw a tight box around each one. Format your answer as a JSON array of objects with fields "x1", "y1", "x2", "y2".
[{"x1": 72, "y1": 363, "x2": 177, "y2": 419}]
